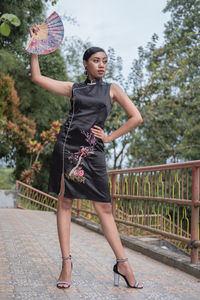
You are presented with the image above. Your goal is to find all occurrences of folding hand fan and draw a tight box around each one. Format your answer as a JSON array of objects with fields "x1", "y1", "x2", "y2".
[{"x1": 25, "y1": 11, "x2": 64, "y2": 55}]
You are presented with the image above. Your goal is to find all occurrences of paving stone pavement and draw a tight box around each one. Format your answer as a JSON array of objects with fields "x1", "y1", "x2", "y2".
[{"x1": 0, "y1": 208, "x2": 200, "y2": 300}]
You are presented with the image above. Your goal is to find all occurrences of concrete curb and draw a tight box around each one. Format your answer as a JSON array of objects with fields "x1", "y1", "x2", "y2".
[
  {"x1": 71, "y1": 215, "x2": 200, "y2": 279},
  {"x1": 0, "y1": 190, "x2": 18, "y2": 208}
]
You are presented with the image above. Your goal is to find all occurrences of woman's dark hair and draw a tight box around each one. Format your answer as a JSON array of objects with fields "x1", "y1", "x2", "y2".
[{"x1": 83, "y1": 46, "x2": 107, "y2": 61}]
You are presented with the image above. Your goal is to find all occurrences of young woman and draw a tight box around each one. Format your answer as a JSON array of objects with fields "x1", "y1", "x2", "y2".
[{"x1": 30, "y1": 25, "x2": 143, "y2": 290}]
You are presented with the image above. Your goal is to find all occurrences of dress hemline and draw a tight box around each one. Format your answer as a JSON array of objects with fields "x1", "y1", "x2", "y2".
[
  {"x1": 64, "y1": 192, "x2": 111, "y2": 203},
  {"x1": 49, "y1": 188, "x2": 111, "y2": 203}
]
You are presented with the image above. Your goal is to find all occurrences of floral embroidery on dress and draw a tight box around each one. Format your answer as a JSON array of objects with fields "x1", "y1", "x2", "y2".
[
  {"x1": 65, "y1": 166, "x2": 86, "y2": 183},
  {"x1": 65, "y1": 129, "x2": 97, "y2": 183}
]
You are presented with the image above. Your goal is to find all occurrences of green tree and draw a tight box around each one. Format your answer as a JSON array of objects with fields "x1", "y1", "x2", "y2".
[
  {"x1": 0, "y1": 72, "x2": 36, "y2": 161},
  {"x1": 104, "y1": 48, "x2": 133, "y2": 169},
  {"x1": 0, "y1": 0, "x2": 71, "y2": 188},
  {"x1": 127, "y1": 0, "x2": 200, "y2": 166}
]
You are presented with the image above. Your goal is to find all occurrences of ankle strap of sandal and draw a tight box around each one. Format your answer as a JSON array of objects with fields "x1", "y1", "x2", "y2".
[
  {"x1": 62, "y1": 255, "x2": 72, "y2": 260},
  {"x1": 116, "y1": 257, "x2": 128, "y2": 262}
]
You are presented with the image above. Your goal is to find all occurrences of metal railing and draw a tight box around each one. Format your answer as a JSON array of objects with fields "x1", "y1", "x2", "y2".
[
  {"x1": 16, "y1": 160, "x2": 200, "y2": 264},
  {"x1": 16, "y1": 181, "x2": 57, "y2": 212},
  {"x1": 107, "y1": 160, "x2": 200, "y2": 264}
]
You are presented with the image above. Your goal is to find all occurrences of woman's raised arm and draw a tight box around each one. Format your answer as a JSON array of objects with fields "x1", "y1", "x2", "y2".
[{"x1": 30, "y1": 25, "x2": 73, "y2": 98}]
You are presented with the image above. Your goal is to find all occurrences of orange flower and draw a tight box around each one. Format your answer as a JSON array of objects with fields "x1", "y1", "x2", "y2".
[
  {"x1": 20, "y1": 169, "x2": 34, "y2": 184},
  {"x1": 31, "y1": 161, "x2": 41, "y2": 173},
  {"x1": 27, "y1": 140, "x2": 43, "y2": 154}
]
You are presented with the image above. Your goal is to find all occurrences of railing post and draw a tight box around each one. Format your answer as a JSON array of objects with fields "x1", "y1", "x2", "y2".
[
  {"x1": 15, "y1": 180, "x2": 18, "y2": 192},
  {"x1": 77, "y1": 199, "x2": 81, "y2": 218},
  {"x1": 191, "y1": 167, "x2": 199, "y2": 264},
  {"x1": 111, "y1": 174, "x2": 117, "y2": 218},
  {"x1": 15, "y1": 180, "x2": 19, "y2": 208}
]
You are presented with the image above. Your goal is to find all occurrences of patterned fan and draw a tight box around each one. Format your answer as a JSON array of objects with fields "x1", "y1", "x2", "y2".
[{"x1": 26, "y1": 11, "x2": 64, "y2": 55}]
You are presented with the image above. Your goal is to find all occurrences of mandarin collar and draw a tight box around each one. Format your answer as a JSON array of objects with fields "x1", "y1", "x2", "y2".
[{"x1": 85, "y1": 77, "x2": 103, "y2": 85}]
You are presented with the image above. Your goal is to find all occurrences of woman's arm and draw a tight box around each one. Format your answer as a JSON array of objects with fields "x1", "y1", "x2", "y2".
[
  {"x1": 91, "y1": 83, "x2": 143, "y2": 142},
  {"x1": 30, "y1": 25, "x2": 73, "y2": 97}
]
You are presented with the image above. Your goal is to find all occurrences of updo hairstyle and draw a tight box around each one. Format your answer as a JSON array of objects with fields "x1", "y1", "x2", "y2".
[{"x1": 83, "y1": 47, "x2": 107, "y2": 61}]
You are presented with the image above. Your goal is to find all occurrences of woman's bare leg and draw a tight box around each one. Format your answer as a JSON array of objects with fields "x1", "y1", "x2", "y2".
[
  {"x1": 92, "y1": 201, "x2": 143, "y2": 287},
  {"x1": 56, "y1": 174, "x2": 73, "y2": 288}
]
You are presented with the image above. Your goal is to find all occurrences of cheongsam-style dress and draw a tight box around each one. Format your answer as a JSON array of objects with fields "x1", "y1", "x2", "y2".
[{"x1": 48, "y1": 77, "x2": 113, "y2": 202}]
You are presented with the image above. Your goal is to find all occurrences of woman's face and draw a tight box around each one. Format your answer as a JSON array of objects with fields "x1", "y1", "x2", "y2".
[{"x1": 83, "y1": 51, "x2": 108, "y2": 80}]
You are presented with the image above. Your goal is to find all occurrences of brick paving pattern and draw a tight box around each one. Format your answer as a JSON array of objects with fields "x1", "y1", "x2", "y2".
[{"x1": 0, "y1": 208, "x2": 199, "y2": 300}]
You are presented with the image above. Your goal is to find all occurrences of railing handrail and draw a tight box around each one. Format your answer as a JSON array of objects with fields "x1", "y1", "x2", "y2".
[
  {"x1": 107, "y1": 160, "x2": 200, "y2": 174},
  {"x1": 16, "y1": 180, "x2": 58, "y2": 202}
]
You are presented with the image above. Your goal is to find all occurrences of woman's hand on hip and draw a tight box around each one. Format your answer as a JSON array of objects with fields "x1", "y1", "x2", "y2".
[{"x1": 91, "y1": 125, "x2": 111, "y2": 143}]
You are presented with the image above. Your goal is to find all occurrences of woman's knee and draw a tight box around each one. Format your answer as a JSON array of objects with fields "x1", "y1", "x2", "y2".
[
  {"x1": 93, "y1": 202, "x2": 112, "y2": 215},
  {"x1": 58, "y1": 196, "x2": 73, "y2": 210}
]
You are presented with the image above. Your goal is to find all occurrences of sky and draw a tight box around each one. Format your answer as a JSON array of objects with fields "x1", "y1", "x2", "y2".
[{"x1": 47, "y1": 0, "x2": 170, "y2": 77}]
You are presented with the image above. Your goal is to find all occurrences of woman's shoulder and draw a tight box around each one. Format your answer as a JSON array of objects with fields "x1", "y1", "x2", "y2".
[
  {"x1": 109, "y1": 82, "x2": 125, "y2": 103},
  {"x1": 102, "y1": 79, "x2": 112, "y2": 86},
  {"x1": 110, "y1": 82, "x2": 123, "y2": 92},
  {"x1": 72, "y1": 81, "x2": 86, "y2": 89}
]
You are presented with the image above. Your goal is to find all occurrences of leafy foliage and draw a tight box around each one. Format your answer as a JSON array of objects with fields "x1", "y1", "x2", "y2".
[
  {"x1": 127, "y1": 0, "x2": 200, "y2": 166},
  {"x1": 0, "y1": 72, "x2": 36, "y2": 160},
  {"x1": 0, "y1": 0, "x2": 71, "y2": 186},
  {"x1": 20, "y1": 121, "x2": 61, "y2": 185},
  {"x1": 0, "y1": 13, "x2": 20, "y2": 36},
  {"x1": 0, "y1": 0, "x2": 45, "y2": 52}
]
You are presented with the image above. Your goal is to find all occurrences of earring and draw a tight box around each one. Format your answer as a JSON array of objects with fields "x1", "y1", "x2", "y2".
[{"x1": 84, "y1": 67, "x2": 88, "y2": 76}]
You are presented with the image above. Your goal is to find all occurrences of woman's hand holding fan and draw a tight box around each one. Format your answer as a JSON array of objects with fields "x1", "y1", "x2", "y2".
[
  {"x1": 29, "y1": 24, "x2": 40, "y2": 38},
  {"x1": 26, "y1": 11, "x2": 64, "y2": 55}
]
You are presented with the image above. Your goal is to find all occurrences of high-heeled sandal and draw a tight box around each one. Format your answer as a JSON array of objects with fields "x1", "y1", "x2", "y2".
[
  {"x1": 113, "y1": 258, "x2": 143, "y2": 289},
  {"x1": 56, "y1": 255, "x2": 73, "y2": 289}
]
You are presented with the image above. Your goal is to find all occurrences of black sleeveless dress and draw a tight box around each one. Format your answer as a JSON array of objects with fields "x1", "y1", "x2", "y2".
[{"x1": 48, "y1": 77, "x2": 113, "y2": 202}]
